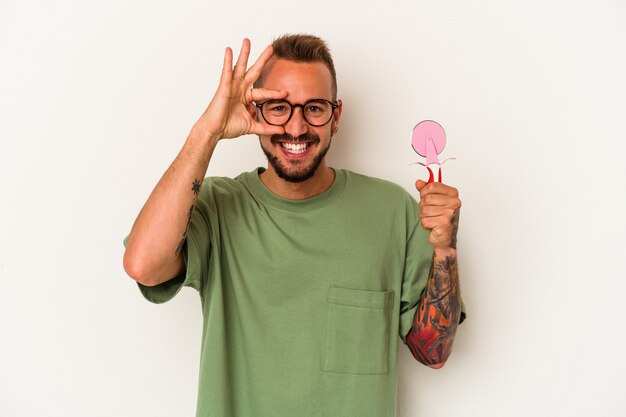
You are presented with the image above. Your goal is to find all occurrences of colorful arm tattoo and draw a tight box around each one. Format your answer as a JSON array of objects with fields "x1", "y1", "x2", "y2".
[{"x1": 405, "y1": 252, "x2": 462, "y2": 367}]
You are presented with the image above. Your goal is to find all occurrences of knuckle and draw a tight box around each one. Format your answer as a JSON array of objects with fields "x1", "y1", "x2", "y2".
[{"x1": 422, "y1": 217, "x2": 436, "y2": 229}]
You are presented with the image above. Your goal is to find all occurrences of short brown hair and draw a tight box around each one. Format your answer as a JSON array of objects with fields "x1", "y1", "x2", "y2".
[{"x1": 256, "y1": 34, "x2": 338, "y2": 100}]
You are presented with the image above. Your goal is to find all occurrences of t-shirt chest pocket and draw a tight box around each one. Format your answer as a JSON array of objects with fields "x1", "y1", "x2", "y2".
[{"x1": 323, "y1": 287, "x2": 394, "y2": 375}]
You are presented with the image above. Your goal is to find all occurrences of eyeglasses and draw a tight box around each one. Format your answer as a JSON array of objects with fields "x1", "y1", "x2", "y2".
[{"x1": 255, "y1": 99, "x2": 339, "y2": 127}]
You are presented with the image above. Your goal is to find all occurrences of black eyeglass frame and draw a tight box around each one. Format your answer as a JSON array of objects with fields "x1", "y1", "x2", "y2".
[{"x1": 255, "y1": 99, "x2": 339, "y2": 127}]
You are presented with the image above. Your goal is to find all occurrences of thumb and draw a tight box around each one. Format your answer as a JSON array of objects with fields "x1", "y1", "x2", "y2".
[
  {"x1": 415, "y1": 179, "x2": 427, "y2": 191},
  {"x1": 253, "y1": 122, "x2": 285, "y2": 136}
]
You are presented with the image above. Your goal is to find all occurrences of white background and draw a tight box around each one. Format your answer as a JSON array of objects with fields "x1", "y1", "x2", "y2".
[{"x1": 1, "y1": 1, "x2": 625, "y2": 416}]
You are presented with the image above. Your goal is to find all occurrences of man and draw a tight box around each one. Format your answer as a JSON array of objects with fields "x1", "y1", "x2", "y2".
[{"x1": 123, "y1": 34, "x2": 465, "y2": 417}]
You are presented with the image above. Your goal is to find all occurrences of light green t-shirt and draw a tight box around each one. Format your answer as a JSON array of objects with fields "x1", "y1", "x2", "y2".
[{"x1": 138, "y1": 168, "x2": 436, "y2": 417}]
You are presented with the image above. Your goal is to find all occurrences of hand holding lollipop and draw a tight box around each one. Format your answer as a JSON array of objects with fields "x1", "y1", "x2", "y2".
[
  {"x1": 410, "y1": 120, "x2": 461, "y2": 250},
  {"x1": 411, "y1": 120, "x2": 455, "y2": 183}
]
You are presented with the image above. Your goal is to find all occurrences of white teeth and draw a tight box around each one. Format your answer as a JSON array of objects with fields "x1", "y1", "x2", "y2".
[{"x1": 280, "y1": 142, "x2": 308, "y2": 154}]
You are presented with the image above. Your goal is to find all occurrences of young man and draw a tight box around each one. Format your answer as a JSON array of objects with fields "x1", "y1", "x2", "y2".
[{"x1": 123, "y1": 34, "x2": 464, "y2": 417}]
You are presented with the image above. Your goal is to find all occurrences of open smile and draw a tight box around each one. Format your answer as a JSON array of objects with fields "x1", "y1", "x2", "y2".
[{"x1": 276, "y1": 140, "x2": 317, "y2": 159}]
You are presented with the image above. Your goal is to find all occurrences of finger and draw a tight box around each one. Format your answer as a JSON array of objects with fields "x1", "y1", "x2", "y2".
[
  {"x1": 415, "y1": 179, "x2": 427, "y2": 191},
  {"x1": 250, "y1": 87, "x2": 287, "y2": 103},
  {"x1": 250, "y1": 121, "x2": 285, "y2": 136},
  {"x1": 420, "y1": 193, "x2": 461, "y2": 207},
  {"x1": 422, "y1": 182, "x2": 459, "y2": 197},
  {"x1": 421, "y1": 206, "x2": 456, "y2": 218},
  {"x1": 417, "y1": 183, "x2": 459, "y2": 202},
  {"x1": 233, "y1": 38, "x2": 251, "y2": 80},
  {"x1": 217, "y1": 47, "x2": 233, "y2": 93},
  {"x1": 244, "y1": 45, "x2": 274, "y2": 83},
  {"x1": 420, "y1": 216, "x2": 437, "y2": 230},
  {"x1": 421, "y1": 217, "x2": 452, "y2": 235}
]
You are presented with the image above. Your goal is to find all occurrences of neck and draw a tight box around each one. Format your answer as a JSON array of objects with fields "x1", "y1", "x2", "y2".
[{"x1": 259, "y1": 162, "x2": 335, "y2": 200}]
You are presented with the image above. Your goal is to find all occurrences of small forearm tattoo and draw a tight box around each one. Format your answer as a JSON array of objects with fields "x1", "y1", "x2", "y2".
[
  {"x1": 405, "y1": 254, "x2": 462, "y2": 366},
  {"x1": 175, "y1": 178, "x2": 201, "y2": 255},
  {"x1": 192, "y1": 178, "x2": 201, "y2": 196}
]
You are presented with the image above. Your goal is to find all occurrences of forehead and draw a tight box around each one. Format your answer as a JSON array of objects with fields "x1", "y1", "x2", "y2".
[{"x1": 260, "y1": 58, "x2": 333, "y2": 101}]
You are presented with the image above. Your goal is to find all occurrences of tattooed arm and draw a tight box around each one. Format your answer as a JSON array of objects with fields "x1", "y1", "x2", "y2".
[
  {"x1": 405, "y1": 247, "x2": 461, "y2": 368},
  {"x1": 123, "y1": 39, "x2": 286, "y2": 286},
  {"x1": 405, "y1": 180, "x2": 463, "y2": 368}
]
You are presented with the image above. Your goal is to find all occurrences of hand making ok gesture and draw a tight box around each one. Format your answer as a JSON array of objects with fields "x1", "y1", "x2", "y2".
[{"x1": 194, "y1": 38, "x2": 288, "y2": 141}]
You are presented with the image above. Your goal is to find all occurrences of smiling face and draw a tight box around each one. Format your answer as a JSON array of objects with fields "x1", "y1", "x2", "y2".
[{"x1": 256, "y1": 58, "x2": 342, "y2": 183}]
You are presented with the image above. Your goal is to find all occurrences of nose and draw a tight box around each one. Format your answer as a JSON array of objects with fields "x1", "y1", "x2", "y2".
[{"x1": 283, "y1": 106, "x2": 309, "y2": 138}]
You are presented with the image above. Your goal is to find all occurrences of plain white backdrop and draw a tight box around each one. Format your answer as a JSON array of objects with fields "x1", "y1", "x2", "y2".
[{"x1": 1, "y1": 1, "x2": 625, "y2": 416}]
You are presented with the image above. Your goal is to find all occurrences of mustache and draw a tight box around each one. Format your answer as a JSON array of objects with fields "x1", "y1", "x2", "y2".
[{"x1": 270, "y1": 132, "x2": 320, "y2": 144}]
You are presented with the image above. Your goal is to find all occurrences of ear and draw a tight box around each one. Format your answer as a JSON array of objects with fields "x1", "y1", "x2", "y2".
[{"x1": 332, "y1": 99, "x2": 343, "y2": 134}]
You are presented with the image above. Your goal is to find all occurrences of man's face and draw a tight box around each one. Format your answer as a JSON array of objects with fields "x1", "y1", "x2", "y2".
[{"x1": 256, "y1": 58, "x2": 342, "y2": 183}]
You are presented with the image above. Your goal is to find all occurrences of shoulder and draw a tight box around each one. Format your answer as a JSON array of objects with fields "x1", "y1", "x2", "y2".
[
  {"x1": 202, "y1": 175, "x2": 247, "y2": 193},
  {"x1": 195, "y1": 174, "x2": 253, "y2": 208},
  {"x1": 342, "y1": 170, "x2": 416, "y2": 204},
  {"x1": 339, "y1": 170, "x2": 421, "y2": 236}
]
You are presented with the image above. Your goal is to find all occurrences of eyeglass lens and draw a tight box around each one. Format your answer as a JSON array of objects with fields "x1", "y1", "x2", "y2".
[{"x1": 261, "y1": 100, "x2": 334, "y2": 126}]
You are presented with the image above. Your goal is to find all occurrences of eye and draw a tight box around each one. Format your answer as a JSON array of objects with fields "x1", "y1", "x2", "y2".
[
  {"x1": 265, "y1": 102, "x2": 290, "y2": 114},
  {"x1": 306, "y1": 105, "x2": 321, "y2": 113},
  {"x1": 304, "y1": 100, "x2": 329, "y2": 115}
]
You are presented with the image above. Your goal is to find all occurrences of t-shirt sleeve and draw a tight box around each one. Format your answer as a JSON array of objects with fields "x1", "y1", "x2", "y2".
[
  {"x1": 123, "y1": 183, "x2": 213, "y2": 304},
  {"x1": 398, "y1": 219, "x2": 433, "y2": 344},
  {"x1": 398, "y1": 198, "x2": 467, "y2": 345}
]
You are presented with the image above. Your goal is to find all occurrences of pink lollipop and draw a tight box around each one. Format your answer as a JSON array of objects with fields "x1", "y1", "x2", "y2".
[{"x1": 411, "y1": 120, "x2": 454, "y2": 183}]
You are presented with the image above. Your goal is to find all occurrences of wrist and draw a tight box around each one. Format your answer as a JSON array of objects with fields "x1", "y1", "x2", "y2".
[
  {"x1": 433, "y1": 246, "x2": 456, "y2": 259},
  {"x1": 190, "y1": 122, "x2": 222, "y2": 146}
]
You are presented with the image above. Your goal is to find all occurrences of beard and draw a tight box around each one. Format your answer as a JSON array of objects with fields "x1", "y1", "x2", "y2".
[{"x1": 260, "y1": 132, "x2": 332, "y2": 183}]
